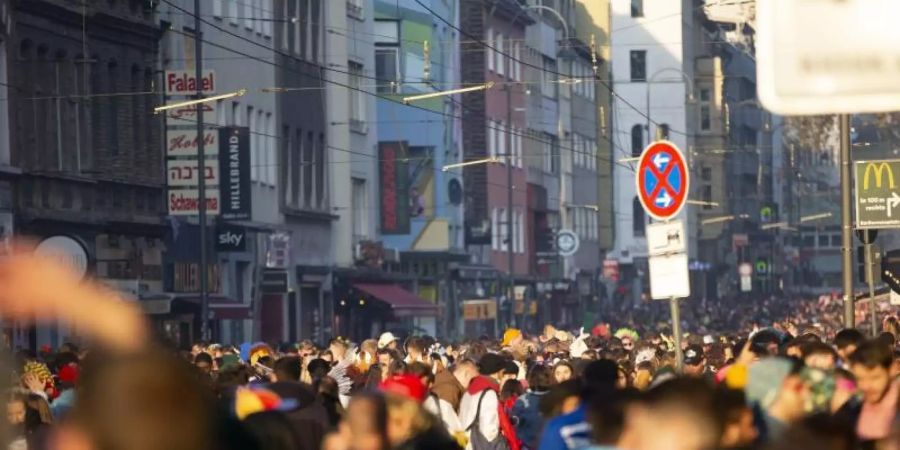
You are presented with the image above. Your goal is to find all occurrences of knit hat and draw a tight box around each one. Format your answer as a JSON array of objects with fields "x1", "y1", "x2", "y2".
[
  {"x1": 380, "y1": 374, "x2": 427, "y2": 402},
  {"x1": 478, "y1": 353, "x2": 507, "y2": 376},
  {"x1": 233, "y1": 387, "x2": 298, "y2": 420},
  {"x1": 58, "y1": 365, "x2": 79, "y2": 384},
  {"x1": 746, "y1": 358, "x2": 794, "y2": 409},
  {"x1": 501, "y1": 328, "x2": 522, "y2": 347}
]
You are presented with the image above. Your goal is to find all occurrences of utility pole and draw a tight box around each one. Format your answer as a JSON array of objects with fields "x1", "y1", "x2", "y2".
[
  {"x1": 505, "y1": 85, "x2": 518, "y2": 329},
  {"x1": 194, "y1": 0, "x2": 210, "y2": 341},
  {"x1": 840, "y1": 114, "x2": 853, "y2": 328}
]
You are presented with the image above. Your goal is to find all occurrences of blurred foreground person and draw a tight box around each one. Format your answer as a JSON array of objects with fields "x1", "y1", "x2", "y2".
[
  {"x1": 616, "y1": 378, "x2": 721, "y2": 450},
  {"x1": 847, "y1": 340, "x2": 898, "y2": 445},
  {"x1": 50, "y1": 350, "x2": 235, "y2": 450}
]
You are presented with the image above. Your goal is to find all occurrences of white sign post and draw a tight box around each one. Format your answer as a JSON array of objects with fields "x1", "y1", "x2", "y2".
[{"x1": 757, "y1": 0, "x2": 900, "y2": 114}]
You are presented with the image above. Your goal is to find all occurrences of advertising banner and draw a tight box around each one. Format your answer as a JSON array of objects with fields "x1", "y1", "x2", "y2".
[{"x1": 218, "y1": 126, "x2": 251, "y2": 220}]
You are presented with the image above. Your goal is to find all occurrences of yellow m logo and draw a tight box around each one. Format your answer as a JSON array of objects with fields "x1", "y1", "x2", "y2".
[{"x1": 863, "y1": 162, "x2": 896, "y2": 190}]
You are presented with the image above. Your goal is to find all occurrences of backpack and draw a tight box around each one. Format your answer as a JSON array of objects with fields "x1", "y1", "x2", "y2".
[{"x1": 467, "y1": 390, "x2": 510, "y2": 450}]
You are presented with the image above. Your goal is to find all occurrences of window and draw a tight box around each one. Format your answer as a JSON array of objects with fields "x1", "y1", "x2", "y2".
[
  {"x1": 516, "y1": 132, "x2": 523, "y2": 168},
  {"x1": 699, "y1": 88, "x2": 712, "y2": 131},
  {"x1": 488, "y1": 208, "x2": 498, "y2": 250},
  {"x1": 498, "y1": 208, "x2": 507, "y2": 251},
  {"x1": 701, "y1": 167, "x2": 712, "y2": 181},
  {"x1": 244, "y1": 0, "x2": 253, "y2": 29},
  {"x1": 248, "y1": 106, "x2": 257, "y2": 181},
  {"x1": 511, "y1": 210, "x2": 519, "y2": 253},
  {"x1": 229, "y1": 0, "x2": 238, "y2": 25},
  {"x1": 352, "y1": 178, "x2": 368, "y2": 243},
  {"x1": 541, "y1": 57, "x2": 557, "y2": 98},
  {"x1": 701, "y1": 185, "x2": 713, "y2": 210},
  {"x1": 263, "y1": 0, "x2": 273, "y2": 37},
  {"x1": 310, "y1": 0, "x2": 320, "y2": 62},
  {"x1": 497, "y1": 120, "x2": 509, "y2": 164},
  {"x1": 487, "y1": 120, "x2": 496, "y2": 158},
  {"x1": 631, "y1": 0, "x2": 643, "y2": 17},
  {"x1": 517, "y1": 211, "x2": 525, "y2": 253},
  {"x1": 282, "y1": 0, "x2": 290, "y2": 49},
  {"x1": 375, "y1": 49, "x2": 399, "y2": 93},
  {"x1": 633, "y1": 197, "x2": 645, "y2": 237},
  {"x1": 231, "y1": 101, "x2": 241, "y2": 125},
  {"x1": 486, "y1": 28, "x2": 494, "y2": 71},
  {"x1": 496, "y1": 33, "x2": 505, "y2": 76},
  {"x1": 631, "y1": 124, "x2": 643, "y2": 156},
  {"x1": 107, "y1": 61, "x2": 119, "y2": 155},
  {"x1": 630, "y1": 50, "x2": 646, "y2": 82},
  {"x1": 349, "y1": 62, "x2": 366, "y2": 126},
  {"x1": 213, "y1": 0, "x2": 222, "y2": 17},
  {"x1": 266, "y1": 113, "x2": 276, "y2": 186},
  {"x1": 818, "y1": 235, "x2": 829, "y2": 248},
  {"x1": 304, "y1": 132, "x2": 313, "y2": 207},
  {"x1": 317, "y1": 134, "x2": 325, "y2": 208},
  {"x1": 513, "y1": 42, "x2": 521, "y2": 81}
]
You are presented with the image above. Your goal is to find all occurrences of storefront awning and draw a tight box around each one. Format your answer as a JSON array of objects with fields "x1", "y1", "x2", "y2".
[
  {"x1": 139, "y1": 294, "x2": 252, "y2": 320},
  {"x1": 353, "y1": 283, "x2": 437, "y2": 317}
]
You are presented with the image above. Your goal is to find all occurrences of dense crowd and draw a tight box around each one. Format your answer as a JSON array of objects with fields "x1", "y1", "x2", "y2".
[{"x1": 0, "y1": 252, "x2": 898, "y2": 450}]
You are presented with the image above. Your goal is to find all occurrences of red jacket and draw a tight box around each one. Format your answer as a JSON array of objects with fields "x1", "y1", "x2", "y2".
[{"x1": 468, "y1": 376, "x2": 521, "y2": 450}]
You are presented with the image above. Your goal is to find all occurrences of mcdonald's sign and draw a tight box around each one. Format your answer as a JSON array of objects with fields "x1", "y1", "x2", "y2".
[
  {"x1": 855, "y1": 159, "x2": 900, "y2": 229},
  {"x1": 862, "y1": 162, "x2": 896, "y2": 190}
]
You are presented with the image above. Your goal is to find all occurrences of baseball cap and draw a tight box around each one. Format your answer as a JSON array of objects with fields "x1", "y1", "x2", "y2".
[{"x1": 683, "y1": 345, "x2": 705, "y2": 366}]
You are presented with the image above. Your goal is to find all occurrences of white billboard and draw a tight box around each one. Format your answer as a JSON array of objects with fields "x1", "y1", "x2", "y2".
[
  {"x1": 167, "y1": 159, "x2": 220, "y2": 187},
  {"x1": 165, "y1": 70, "x2": 216, "y2": 96},
  {"x1": 757, "y1": 0, "x2": 900, "y2": 114},
  {"x1": 166, "y1": 129, "x2": 219, "y2": 157},
  {"x1": 165, "y1": 101, "x2": 218, "y2": 129},
  {"x1": 167, "y1": 189, "x2": 221, "y2": 216}
]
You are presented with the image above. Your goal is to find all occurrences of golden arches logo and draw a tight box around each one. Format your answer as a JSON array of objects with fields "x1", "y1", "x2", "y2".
[{"x1": 863, "y1": 162, "x2": 896, "y2": 190}]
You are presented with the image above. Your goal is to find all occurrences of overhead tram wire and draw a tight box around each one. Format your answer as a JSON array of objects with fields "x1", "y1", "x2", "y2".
[
  {"x1": 413, "y1": 0, "x2": 695, "y2": 137},
  {"x1": 158, "y1": 12, "x2": 631, "y2": 173}
]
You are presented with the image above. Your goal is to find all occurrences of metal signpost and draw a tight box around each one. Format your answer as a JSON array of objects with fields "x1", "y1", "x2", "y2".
[
  {"x1": 637, "y1": 141, "x2": 690, "y2": 372},
  {"x1": 857, "y1": 229, "x2": 879, "y2": 337}
]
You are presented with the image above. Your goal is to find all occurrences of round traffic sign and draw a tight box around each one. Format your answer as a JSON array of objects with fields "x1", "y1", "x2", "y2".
[
  {"x1": 636, "y1": 141, "x2": 690, "y2": 221},
  {"x1": 556, "y1": 229, "x2": 580, "y2": 257}
]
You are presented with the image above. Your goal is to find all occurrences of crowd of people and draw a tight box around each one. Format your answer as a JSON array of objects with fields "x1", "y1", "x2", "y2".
[
  {"x1": 0, "y1": 252, "x2": 898, "y2": 450},
  {"x1": 5, "y1": 316, "x2": 899, "y2": 450}
]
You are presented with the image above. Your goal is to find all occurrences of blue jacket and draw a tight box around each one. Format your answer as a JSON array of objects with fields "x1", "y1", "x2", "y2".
[
  {"x1": 537, "y1": 403, "x2": 593, "y2": 450},
  {"x1": 51, "y1": 389, "x2": 76, "y2": 420},
  {"x1": 511, "y1": 391, "x2": 547, "y2": 449}
]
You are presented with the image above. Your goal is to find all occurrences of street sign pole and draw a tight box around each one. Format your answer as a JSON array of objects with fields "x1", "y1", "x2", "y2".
[
  {"x1": 865, "y1": 242, "x2": 877, "y2": 337},
  {"x1": 637, "y1": 141, "x2": 690, "y2": 374},
  {"x1": 195, "y1": 0, "x2": 210, "y2": 341},
  {"x1": 841, "y1": 114, "x2": 854, "y2": 329},
  {"x1": 671, "y1": 295, "x2": 683, "y2": 373}
]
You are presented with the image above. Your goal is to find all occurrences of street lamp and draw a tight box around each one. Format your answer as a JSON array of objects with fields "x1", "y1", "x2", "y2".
[{"x1": 646, "y1": 68, "x2": 696, "y2": 142}]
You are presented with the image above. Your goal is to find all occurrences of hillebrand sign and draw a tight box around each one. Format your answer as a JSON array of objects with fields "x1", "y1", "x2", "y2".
[
  {"x1": 218, "y1": 126, "x2": 251, "y2": 220},
  {"x1": 165, "y1": 70, "x2": 216, "y2": 96}
]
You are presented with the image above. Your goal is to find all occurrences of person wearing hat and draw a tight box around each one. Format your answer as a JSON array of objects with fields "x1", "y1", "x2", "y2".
[
  {"x1": 501, "y1": 329, "x2": 523, "y2": 348},
  {"x1": 683, "y1": 345, "x2": 707, "y2": 378},
  {"x1": 459, "y1": 353, "x2": 520, "y2": 450},
  {"x1": 745, "y1": 357, "x2": 808, "y2": 443},
  {"x1": 379, "y1": 332, "x2": 399, "y2": 351}
]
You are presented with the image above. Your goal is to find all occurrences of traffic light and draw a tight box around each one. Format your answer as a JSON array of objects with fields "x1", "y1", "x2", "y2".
[
  {"x1": 882, "y1": 249, "x2": 900, "y2": 294},
  {"x1": 859, "y1": 245, "x2": 883, "y2": 284}
]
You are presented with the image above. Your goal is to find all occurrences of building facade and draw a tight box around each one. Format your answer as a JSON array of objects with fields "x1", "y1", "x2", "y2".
[
  {"x1": 8, "y1": 0, "x2": 166, "y2": 348},
  {"x1": 610, "y1": 0, "x2": 695, "y2": 304}
]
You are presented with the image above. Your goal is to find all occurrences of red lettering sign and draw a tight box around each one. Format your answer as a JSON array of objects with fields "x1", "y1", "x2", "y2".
[{"x1": 165, "y1": 70, "x2": 216, "y2": 95}]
